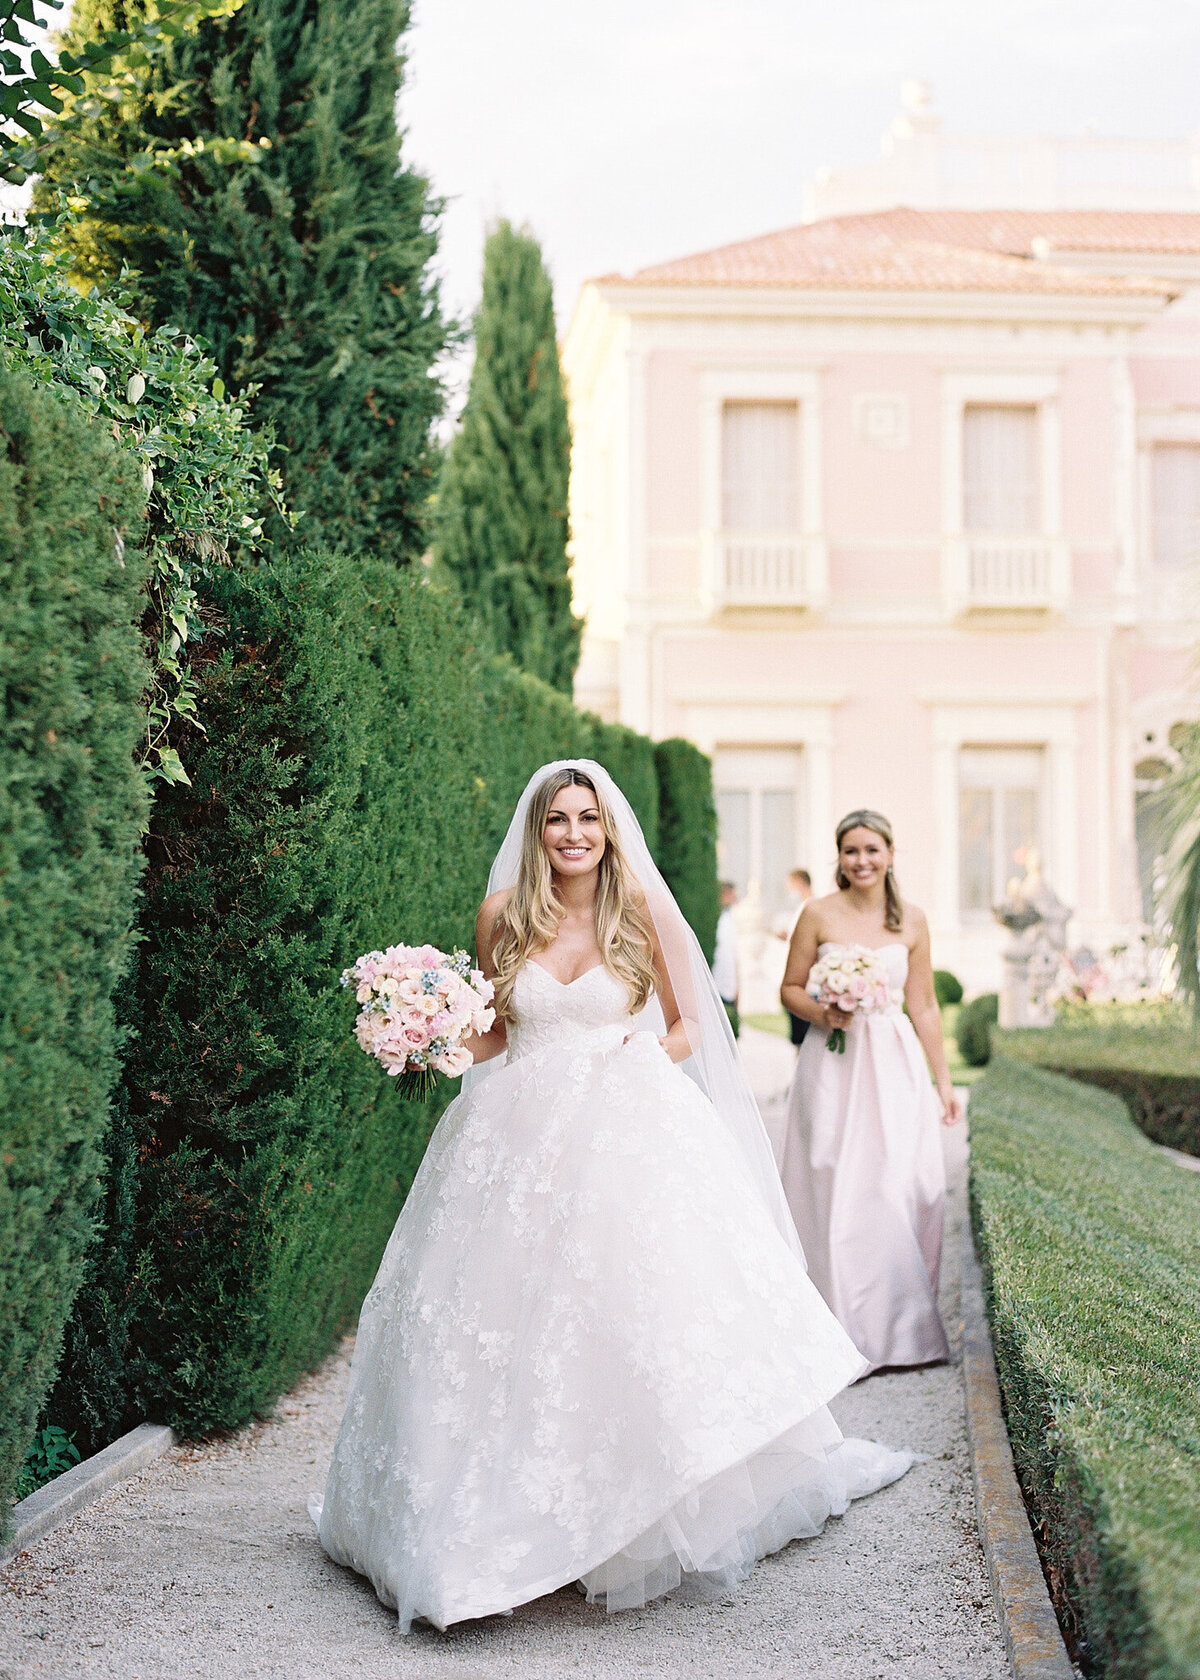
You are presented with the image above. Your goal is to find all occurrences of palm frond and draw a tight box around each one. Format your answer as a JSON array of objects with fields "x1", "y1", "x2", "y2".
[{"x1": 1157, "y1": 726, "x2": 1200, "y2": 1013}]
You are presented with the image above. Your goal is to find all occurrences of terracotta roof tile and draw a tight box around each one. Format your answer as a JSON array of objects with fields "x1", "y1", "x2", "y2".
[
  {"x1": 616, "y1": 209, "x2": 1186, "y2": 296},
  {"x1": 868, "y1": 208, "x2": 1200, "y2": 256}
]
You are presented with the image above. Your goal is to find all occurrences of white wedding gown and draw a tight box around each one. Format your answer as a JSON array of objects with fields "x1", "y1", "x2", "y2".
[{"x1": 312, "y1": 962, "x2": 912, "y2": 1631}]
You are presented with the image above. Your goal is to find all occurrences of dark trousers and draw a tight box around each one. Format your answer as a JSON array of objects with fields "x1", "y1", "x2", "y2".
[{"x1": 788, "y1": 1011, "x2": 809, "y2": 1047}]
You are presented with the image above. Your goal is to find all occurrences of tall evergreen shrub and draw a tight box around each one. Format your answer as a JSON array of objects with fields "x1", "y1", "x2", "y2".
[
  {"x1": 593, "y1": 723, "x2": 659, "y2": 855},
  {"x1": 1, "y1": 224, "x2": 279, "y2": 1458},
  {"x1": 436, "y1": 222, "x2": 582, "y2": 691},
  {"x1": 117, "y1": 558, "x2": 654, "y2": 1434},
  {"x1": 0, "y1": 370, "x2": 148, "y2": 1512},
  {"x1": 654, "y1": 738, "x2": 721, "y2": 962},
  {"x1": 39, "y1": 0, "x2": 444, "y2": 562}
]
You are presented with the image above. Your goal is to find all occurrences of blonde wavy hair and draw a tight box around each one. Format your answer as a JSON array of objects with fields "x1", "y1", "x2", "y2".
[
  {"x1": 490, "y1": 768, "x2": 658, "y2": 1021},
  {"x1": 835, "y1": 808, "x2": 904, "y2": 934}
]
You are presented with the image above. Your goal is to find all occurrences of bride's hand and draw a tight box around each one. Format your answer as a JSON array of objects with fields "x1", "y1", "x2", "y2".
[{"x1": 622, "y1": 1030, "x2": 670, "y2": 1054}]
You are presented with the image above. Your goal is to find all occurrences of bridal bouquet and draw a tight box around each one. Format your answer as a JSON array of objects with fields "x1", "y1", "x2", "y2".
[
  {"x1": 807, "y1": 946, "x2": 899, "y2": 1053},
  {"x1": 341, "y1": 944, "x2": 495, "y2": 1098}
]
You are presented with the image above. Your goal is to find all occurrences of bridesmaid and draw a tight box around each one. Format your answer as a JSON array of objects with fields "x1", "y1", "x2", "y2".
[{"x1": 778, "y1": 810, "x2": 963, "y2": 1376}]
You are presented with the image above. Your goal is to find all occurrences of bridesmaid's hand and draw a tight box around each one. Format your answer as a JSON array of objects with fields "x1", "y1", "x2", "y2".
[
  {"x1": 818, "y1": 1001, "x2": 854, "y2": 1036},
  {"x1": 939, "y1": 1084, "x2": 965, "y2": 1127}
]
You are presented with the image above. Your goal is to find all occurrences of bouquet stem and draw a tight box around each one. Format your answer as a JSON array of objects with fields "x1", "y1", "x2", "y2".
[
  {"x1": 826, "y1": 1027, "x2": 847, "y2": 1054},
  {"x1": 397, "y1": 1065, "x2": 439, "y2": 1101}
]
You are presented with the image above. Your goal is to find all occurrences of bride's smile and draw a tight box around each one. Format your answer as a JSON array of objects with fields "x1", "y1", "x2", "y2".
[{"x1": 543, "y1": 789, "x2": 606, "y2": 874}]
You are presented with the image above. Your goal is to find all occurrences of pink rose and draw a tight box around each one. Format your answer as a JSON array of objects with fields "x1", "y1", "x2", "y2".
[{"x1": 402, "y1": 1026, "x2": 428, "y2": 1050}]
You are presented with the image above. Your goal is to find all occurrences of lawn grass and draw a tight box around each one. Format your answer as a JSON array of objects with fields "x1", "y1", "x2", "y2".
[
  {"x1": 969, "y1": 1056, "x2": 1200, "y2": 1678},
  {"x1": 743, "y1": 1011, "x2": 790, "y2": 1039},
  {"x1": 997, "y1": 1001, "x2": 1200, "y2": 1155}
]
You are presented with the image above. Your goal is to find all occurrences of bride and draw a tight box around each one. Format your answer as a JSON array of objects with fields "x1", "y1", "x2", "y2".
[{"x1": 312, "y1": 761, "x2": 912, "y2": 1631}]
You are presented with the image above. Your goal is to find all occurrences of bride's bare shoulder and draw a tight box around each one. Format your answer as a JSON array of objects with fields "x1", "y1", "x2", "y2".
[
  {"x1": 477, "y1": 888, "x2": 512, "y2": 928},
  {"x1": 476, "y1": 889, "x2": 512, "y2": 940}
]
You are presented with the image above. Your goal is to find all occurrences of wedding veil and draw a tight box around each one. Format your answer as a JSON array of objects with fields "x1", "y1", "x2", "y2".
[{"x1": 463, "y1": 758, "x2": 807, "y2": 1267}]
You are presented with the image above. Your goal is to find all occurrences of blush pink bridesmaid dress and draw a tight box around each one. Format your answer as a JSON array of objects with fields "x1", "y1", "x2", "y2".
[{"x1": 779, "y1": 941, "x2": 950, "y2": 1376}]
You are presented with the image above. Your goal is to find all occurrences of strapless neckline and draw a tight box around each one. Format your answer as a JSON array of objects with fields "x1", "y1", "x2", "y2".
[
  {"x1": 817, "y1": 940, "x2": 908, "y2": 955},
  {"x1": 526, "y1": 960, "x2": 608, "y2": 989}
]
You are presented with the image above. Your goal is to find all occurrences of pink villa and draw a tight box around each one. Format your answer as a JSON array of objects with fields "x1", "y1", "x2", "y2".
[{"x1": 561, "y1": 86, "x2": 1200, "y2": 1000}]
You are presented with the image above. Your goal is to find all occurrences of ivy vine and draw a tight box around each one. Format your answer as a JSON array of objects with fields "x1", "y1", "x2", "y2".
[{"x1": 0, "y1": 216, "x2": 289, "y2": 789}]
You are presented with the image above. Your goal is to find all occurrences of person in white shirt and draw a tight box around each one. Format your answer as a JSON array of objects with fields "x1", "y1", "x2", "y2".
[
  {"x1": 712, "y1": 880, "x2": 740, "y2": 1037},
  {"x1": 773, "y1": 869, "x2": 813, "y2": 1046}
]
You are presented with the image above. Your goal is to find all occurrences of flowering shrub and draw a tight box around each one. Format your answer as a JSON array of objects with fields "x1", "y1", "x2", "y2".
[
  {"x1": 0, "y1": 218, "x2": 285, "y2": 786},
  {"x1": 1044, "y1": 939, "x2": 1165, "y2": 1007}
]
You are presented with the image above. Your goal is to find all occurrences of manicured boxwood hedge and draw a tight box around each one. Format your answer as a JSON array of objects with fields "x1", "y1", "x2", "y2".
[
  {"x1": 997, "y1": 1002, "x2": 1200, "y2": 1156},
  {"x1": 970, "y1": 1057, "x2": 1200, "y2": 1678},
  {"x1": 957, "y1": 991, "x2": 999, "y2": 1066},
  {"x1": 654, "y1": 737, "x2": 721, "y2": 964},
  {"x1": 0, "y1": 370, "x2": 149, "y2": 1516},
  {"x1": 48, "y1": 552, "x2": 720, "y2": 1443}
]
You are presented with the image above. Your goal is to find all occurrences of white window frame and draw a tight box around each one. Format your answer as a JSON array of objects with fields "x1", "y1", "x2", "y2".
[
  {"x1": 1137, "y1": 410, "x2": 1200, "y2": 616},
  {"x1": 940, "y1": 371, "x2": 1067, "y2": 614},
  {"x1": 927, "y1": 701, "x2": 1078, "y2": 937},
  {"x1": 676, "y1": 694, "x2": 838, "y2": 890},
  {"x1": 956, "y1": 745, "x2": 1049, "y2": 921},
  {"x1": 699, "y1": 369, "x2": 826, "y2": 611}
]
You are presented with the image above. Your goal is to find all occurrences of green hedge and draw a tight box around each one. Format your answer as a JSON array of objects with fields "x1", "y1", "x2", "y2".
[
  {"x1": 997, "y1": 1001, "x2": 1200, "y2": 1156},
  {"x1": 957, "y1": 991, "x2": 999, "y2": 1066},
  {"x1": 933, "y1": 968, "x2": 963, "y2": 1007},
  {"x1": 49, "y1": 556, "x2": 716, "y2": 1442},
  {"x1": 654, "y1": 737, "x2": 721, "y2": 964},
  {"x1": 970, "y1": 1057, "x2": 1200, "y2": 1678},
  {"x1": 595, "y1": 722, "x2": 659, "y2": 857},
  {"x1": 0, "y1": 370, "x2": 149, "y2": 1514},
  {"x1": 0, "y1": 223, "x2": 279, "y2": 790}
]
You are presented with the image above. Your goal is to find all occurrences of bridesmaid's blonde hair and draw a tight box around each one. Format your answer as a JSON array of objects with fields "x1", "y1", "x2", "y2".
[
  {"x1": 835, "y1": 809, "x2": 903, "y2": 934},
  {"x1": 490, "y1": 768, "x2": 657, "y2": 1020}
]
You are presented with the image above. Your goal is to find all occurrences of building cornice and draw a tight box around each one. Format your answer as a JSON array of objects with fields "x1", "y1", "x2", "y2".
[{"x1": 584, "y1": 279, "x2": 1172, "y2": 331}]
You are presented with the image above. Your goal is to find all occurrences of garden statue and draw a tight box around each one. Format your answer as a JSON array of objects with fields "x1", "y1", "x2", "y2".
[{"x1": 993, "y1": 850, "x2": 1072, "y2": 1028}]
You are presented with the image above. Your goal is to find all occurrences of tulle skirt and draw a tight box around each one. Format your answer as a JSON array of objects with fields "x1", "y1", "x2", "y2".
[{"x1": 312, "y1": 1027, "x2": 912, "y2": 1629}]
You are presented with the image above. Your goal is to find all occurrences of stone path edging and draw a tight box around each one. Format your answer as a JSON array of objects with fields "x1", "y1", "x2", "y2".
[
  {"x1": 1158, "y1": 1142, "x2": 1200, "y2": 1173},
  {"x1": 2, "y1": 1422, "x2": 176, "y2": 1562},
  {"x1": 959, "y1": 1221, "x2": 1076, "y2": 1680}
]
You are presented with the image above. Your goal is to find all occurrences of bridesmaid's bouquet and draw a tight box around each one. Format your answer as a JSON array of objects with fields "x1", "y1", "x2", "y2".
[
  {"x1": 807, "y1": 946, "x2": 899, "y2": 1053},
  {"x1": 341, "y1": 944, "x2": 495, "y2": 1098}
]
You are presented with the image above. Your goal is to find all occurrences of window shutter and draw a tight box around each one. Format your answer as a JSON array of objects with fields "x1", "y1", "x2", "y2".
[
  {"x1": 963, "y1": 405, "x2": 1039, "y2": 533},
  {"x1": 958, "y1": 746, "x2": 1045, "y2": 913},
  {"x1": 1152, "y1": 445, "x2": 1200, "y2": 569},
  {"x1": 721, "y1": 402, "x2": 799, "y2": 532}
]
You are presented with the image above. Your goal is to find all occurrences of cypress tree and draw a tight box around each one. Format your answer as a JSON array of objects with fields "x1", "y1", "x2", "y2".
[
  {"x1": 436, "y1": 221, "x2": 582, "y2": 693},
  {"x1": 39, "y1": 0, "x2": 445, "y2": 562}
]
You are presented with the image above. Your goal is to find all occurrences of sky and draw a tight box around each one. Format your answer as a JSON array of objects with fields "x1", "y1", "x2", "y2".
[{"x1": 399, "y1": 0, "x2": 1200, "y2": 365}]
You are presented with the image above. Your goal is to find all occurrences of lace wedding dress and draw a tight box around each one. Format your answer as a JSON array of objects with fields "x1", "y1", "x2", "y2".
[{"x1": 312, "y1": 958, "x2": 912, "y2": 1631}]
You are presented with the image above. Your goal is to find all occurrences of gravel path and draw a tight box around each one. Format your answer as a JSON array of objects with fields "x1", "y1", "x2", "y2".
[{"x1": 0, "y1": 1029, "x2": 1008, "y2": 1680}]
